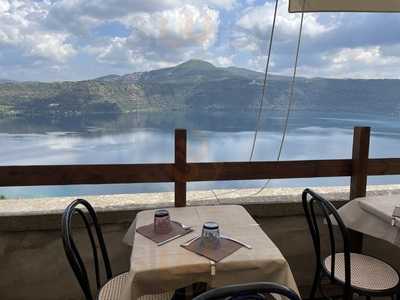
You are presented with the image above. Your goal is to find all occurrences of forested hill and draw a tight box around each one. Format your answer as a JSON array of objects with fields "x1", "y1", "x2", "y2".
[{"x1": 0, "y1": 59, "x2": 399, "y2": 117}]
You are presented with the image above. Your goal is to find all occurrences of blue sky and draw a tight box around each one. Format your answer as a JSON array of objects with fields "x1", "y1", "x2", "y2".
[{"x1": 1, "y1": 0, "x2": 400, "y2": 81}]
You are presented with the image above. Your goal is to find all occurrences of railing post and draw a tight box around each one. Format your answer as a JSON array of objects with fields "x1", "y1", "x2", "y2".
[
  {"x1": 350, "y1": 127, "x2": 371, "y2": 200},
  {"x1": 349, "y1": 126, "x2": 370, "y2": 253},
  {"x1": 174, "y1": 129, "x2": 187, "y2": 207}
]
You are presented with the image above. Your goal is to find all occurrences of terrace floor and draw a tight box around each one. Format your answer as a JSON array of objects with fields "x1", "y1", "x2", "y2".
[{"x1": 1, "y1": 185, "x2": 400, "y2": 300}]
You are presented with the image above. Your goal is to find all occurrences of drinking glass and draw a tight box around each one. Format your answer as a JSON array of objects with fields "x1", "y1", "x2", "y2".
[
  {"x1": 154, "y1": 209, "x2": 172, "y2": 234},
  {"x1": 201, "y1": 222, "x2": 220, "y2": 249}
]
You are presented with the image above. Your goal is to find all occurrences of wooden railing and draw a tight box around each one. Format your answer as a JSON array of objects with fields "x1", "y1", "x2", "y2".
[{"x1": 1, "y1": 127, "x2": 400, "y2": 207}]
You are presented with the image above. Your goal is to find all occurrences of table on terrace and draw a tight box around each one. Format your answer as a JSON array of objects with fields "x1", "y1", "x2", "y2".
[
  {"x1": 121, "y1": 205, "x2": 299, "y2": 300},
  {"x1": 337, "y1": 194, "x2": 400, "y2": 246}
]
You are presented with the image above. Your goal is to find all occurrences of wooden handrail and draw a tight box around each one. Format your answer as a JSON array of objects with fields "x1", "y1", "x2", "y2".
[
  {"x1": 0, "y1": 164, "x2": 174, "y2": 186},
  {"x1": 0, "y1": 160, "x2": 352, "y2": 186},
  {"x1": 187, "y1": 160, "x2": 352, "y2": 181},
  {"x1": 368, "y1": 158, "x2": 400, "y2": 175},
  {"x1": 0, "y1": 127, "x2": 398, "y2": 207},
  {"x1": 3, "y1": 159, "x2": 398, "y2": 187}
]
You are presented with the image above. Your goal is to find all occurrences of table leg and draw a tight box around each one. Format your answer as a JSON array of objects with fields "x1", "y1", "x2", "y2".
[
  {"x1": 172, "y1": 283, "x2": 208, "y2": 300},
  {"x1": 349, "y1": 229, "x2": 363, "y2": 253}
]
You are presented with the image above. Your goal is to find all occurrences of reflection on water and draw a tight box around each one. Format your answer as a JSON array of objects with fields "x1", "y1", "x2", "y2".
[{"x1": 0, "y1": 111, "x2": 399, "y2": 198}]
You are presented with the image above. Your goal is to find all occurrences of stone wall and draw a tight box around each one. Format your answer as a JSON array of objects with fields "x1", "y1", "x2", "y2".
[{"x1": 1, "y1": 185, "x2": 400, "y2": 300}]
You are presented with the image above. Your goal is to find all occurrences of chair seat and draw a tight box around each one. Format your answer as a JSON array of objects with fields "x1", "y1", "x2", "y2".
[
  {"x1": 324, "y1": 253, "x2": 399, "y2": 291},
  {"x1": 98, "y1": 272, "x2": 174, "y2": 300}
]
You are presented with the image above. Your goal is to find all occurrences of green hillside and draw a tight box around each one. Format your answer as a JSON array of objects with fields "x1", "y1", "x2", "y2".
[{"x1": 0, "y1": 59, "x2": 399, "y2": 117}]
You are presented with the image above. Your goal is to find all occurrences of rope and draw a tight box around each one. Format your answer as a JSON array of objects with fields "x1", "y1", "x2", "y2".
[
  {"x1": 194, "y1": 0, "x2": 280, "y2": 203},
  {"x1": 252, "y1": 0, "x2": 306, "y2": 195},
  {"x1": 249, "y1": 0, "x2": 280, "y2": 161},
  {"x1": 193, "y1": 0, "x2": 306, "y2": 202}
]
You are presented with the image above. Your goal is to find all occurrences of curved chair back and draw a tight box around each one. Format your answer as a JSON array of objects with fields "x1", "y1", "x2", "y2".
[
  {"x1": 61, "y1": 199, "x2": 112, "y2": 300},
  {"x1": 302, "y1": 188, "x2": 352, "y2": 299},
  {"x1": 192, "y1": 282, "x2": 300, "y2": 300}
]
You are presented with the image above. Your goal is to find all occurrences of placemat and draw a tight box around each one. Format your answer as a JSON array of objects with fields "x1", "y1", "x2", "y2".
[
  {"x1": 136, "y1": 221, "x2": 192, "y2": 244},
  {"x1": 182, "y1": 237, "x2": 243, "y2": 262}
]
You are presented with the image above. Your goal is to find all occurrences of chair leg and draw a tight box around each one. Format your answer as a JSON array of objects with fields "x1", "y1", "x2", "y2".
[
  {"x1": 192, "y1": 282, "x2": 207, "y2": 297},
  {"x1": 172, "y1": 287, "x2": 186, "y2": 300},
  {"x1": 341, "y1": 292, "x2": 353, "y2": 300},
  {"x1": 309, "y1": 268, "x2": 321, "y2": 300}
]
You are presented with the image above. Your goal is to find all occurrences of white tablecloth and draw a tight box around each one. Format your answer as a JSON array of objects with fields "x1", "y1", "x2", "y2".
[
  {"x1": 337, "y1": 195, "x2": 400, "y2": 246},
  {"x1": 121, "y1": 205, "x2": 299, "y2": 300}
]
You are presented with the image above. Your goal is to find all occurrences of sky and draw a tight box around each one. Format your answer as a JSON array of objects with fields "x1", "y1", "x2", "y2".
[{"x1": 1, "y1": 0, "x2": 400, "y2": 81}]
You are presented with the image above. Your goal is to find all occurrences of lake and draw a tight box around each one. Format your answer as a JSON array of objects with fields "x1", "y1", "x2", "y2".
[{"x1": 0, "y1": 110, "x2": 399, "y2": 198}]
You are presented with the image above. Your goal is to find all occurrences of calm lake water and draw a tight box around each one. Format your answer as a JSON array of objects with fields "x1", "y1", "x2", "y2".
[{"x1": 1, "y1": 110, "x2": 399, "y2": 198}]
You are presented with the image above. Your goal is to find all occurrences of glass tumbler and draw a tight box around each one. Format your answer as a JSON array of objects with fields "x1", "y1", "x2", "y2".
[
  {"x1": 201, "y1": 222, "x2": 221, "y2": 249},
  {"x1": 154, "y1": 209, "x2": 172, "y2": 234}
]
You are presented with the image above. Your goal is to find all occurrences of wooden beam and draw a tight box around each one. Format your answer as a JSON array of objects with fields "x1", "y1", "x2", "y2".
[
  {"x1": 0, "y1": 159, "x2": 354, "y2": 187},
  {"x1": 174, "y1": 129, "x2": 187, "y2": 207},
  {"x1": 0, "y1": 164, "x2": 174, "y2": 186},
  {"x1": 187, "y1": 159, "x2": 352, "y2": 181},
  {"x1": 368, "y1": 158, "x2": 400, "y2": 175},
  {"x1": 5, "y1": 157, "x2": 400, "y2": 188},
  {"x1": 350, "y1": 127, "x2": 371, "y2": 199},
  {"x1": 2, "y1": 156, "x2": 400, "y2": 188}
]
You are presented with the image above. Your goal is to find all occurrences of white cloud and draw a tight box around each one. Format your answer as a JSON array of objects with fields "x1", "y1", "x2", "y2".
[
  {"x1": 91, "y1": 5, "x2": 219, "y2": 69},
  {"x1": 126, "y1": 5, "x2": 219, "y2": 49},
  {"x1": 332, "y1": 47, "x2": 382, "y2": 65},
  {"x1": 87, "y1": 37, "x2": 141, "y2": 66},
  {"x1": 48, "y1": 0, "x2": 180, "y2": 20},
  {"x1": 318, "y1": 46, "x2": 400, "y2": 78},
  {"x1": 231, "y1": 0, "x2": 334, "y2": 77},
  {"x1": 247, "y1": 55, "x2": 274, "y2": 72},
  {"x1": 0, "y1": 0, "x2": 76, "y2": 64},
  {"x1": 203, "y1": 0, "x2": 237, "y2": 10},
  {"x1": 236, "y1": 0, "x2": 331, "y2": 44},
  {"x1": 44, "y1": 0, "x2": 231, "y2": 34},
  {"x1": 40, "y1": 0, "x2": 222, "y2": 73},
  {"x1": 231, "y1": 32, "x2": 259, "y2": 52},
  {"x1": 231, "y1": 0, "x2": 400, "y2": 79},
  {"x1": 43, "y1": 0, "x2": 181, "y2": 34},
  {"x1": 28, "y1": 32, "x2": 76, "y2": 62},
  {"x1": 1, "y1": 0, "x2": 400, "y2": 80},
  {"x1": 0, "y1": 0, "x2": 10, "y2": 13},
  {"x1": 213, "y1": 55, "x2": 233, "y2": 67}
]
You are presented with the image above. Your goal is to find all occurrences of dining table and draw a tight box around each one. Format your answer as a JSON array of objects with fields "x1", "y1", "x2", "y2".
[
  {"x1": 337, "y1": 194, "x2": 400, "y2": 246},
  {"x1": 121, "y1": 205, "x2": 299, "y2": 300}
]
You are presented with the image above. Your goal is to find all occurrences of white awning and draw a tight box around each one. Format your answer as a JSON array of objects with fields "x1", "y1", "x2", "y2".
[{"x1": 289, "y1": 0, "x2": 400, "y2": 13}]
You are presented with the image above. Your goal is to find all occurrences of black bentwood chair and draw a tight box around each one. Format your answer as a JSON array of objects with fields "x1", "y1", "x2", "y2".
[
  {"x1": 62, "y1": 198, "x2": 127, "y2": 300},
  {"x1": 302, "y1": 189, "x2": 400, "y2": 300},
  {"x1": 62, "y1": 199, "x2": 173, "y2": 300},
  {"x1": 192, "y1": 282, "x2": 300, "y2": 300}
]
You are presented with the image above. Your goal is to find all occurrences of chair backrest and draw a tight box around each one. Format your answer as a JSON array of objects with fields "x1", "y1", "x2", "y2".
[
  {"x1": 192, "y1": 282, "x2": 300, "y2": 300},
  {"x1": 302, "y1": 189, "x2": 351, "y2": 295},
  {"x1": 61, "y1": 199, "x2": 112, "y2": 300}
]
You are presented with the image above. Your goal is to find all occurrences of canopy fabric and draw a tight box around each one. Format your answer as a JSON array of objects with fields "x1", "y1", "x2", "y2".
[{"x1": 289, "y1": 0, "x2": 400, "y2": 13}]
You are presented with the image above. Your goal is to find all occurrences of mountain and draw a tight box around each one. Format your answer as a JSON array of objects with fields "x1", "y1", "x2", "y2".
[
  {"x1": 0, "y1": 79, "x2": 16, "y2": 84},
  {"x1": 94, "y1": 74, "x2": 121, "y2": 82},
  {"x1": 0, "y1": 59, "x2": 399, "y2": 117}
]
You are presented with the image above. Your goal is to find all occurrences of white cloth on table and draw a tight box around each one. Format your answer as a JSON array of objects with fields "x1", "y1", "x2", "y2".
[
  {"x1": 337, "y1": 195, "x2": 400, "y2": 246},
  {"x1": 121, "y1": 205, "x2": 299, "y2": 300}
]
